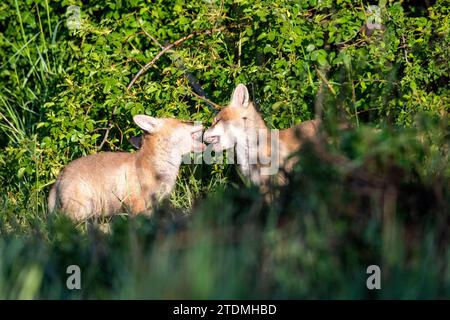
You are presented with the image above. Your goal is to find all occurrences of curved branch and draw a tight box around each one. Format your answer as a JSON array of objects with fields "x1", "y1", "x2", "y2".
[
  {"x1": 187, "y1": 88, "x2": 222, "y2": 110},
  {"x1": 126, "y1": 27, "x2": 226, "y2": 91}
]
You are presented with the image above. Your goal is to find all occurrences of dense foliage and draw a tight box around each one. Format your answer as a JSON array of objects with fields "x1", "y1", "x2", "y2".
[{"x1": 0, "y1": 0, "x2": 449, "y2": 298}]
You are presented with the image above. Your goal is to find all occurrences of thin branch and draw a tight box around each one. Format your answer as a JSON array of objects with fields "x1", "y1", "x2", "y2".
[
  {"x1": 127, "y1": 42, "x2": 184, "y2": 90},
  {"x1": 124, "y1": 31, "x2": 144, "y2": 45},
  {"x1": 98, "y1": 104, "x2": 119, "y2": 150},
  {"x1": 93, "y1": 127, "x2": 110, "y2": 132},
  {"x1": 186, "y1": 88, "x2": 222, "y2": 110},
  {"x1": 356, "y1": 107, "x2": 380, "y2": 114},
  {"x1": 401, "y1": 34, "x2": 409, "y2": 64},
  {"x1": 127, "y1": 26, "x2": 227, "y2": 91},
  {"x1": 98, "y1": 124, "x2": 112, "y2": 150},
  {"x1": 316, "y1": 68, "x2": 336, "y2": 96},
  {"x1": 314, "y1": 75, "x2": 324, "y2": 121},
  {"x1": 137, "y1": 20, "x2": 215, "y2": 108},
  {"x1": 137, "y1": 17, "x2": 164, "y2": 49},
  {"x1": 345, "y1": 63, "x2": 359, "y2": 127}
]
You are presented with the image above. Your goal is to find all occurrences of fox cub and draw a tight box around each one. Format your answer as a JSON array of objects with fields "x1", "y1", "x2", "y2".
[
  {"x1": 48, "y1": 115, "x2": 204, "y2": 221},
  {"x1": 203, "y1": 84, "x2": 321, "y2": 187}
]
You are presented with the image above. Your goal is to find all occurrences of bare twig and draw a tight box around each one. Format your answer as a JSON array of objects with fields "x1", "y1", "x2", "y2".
[
  {"x1": 345, "y1": 64, "x2": 360, "y2": 127},
  {"x1": 357, "y1": 107, "x2": 380, "y2": 114},
  {"x1": 187, "y1": 88, "x2": 222, "y2": 110},
  {"x1": 316, "y1": 68, "x2": 336, "y2": 96},
  {"x1": 238, "y1": 31, "x2": 242, "y2": 68},
  {"x1": 137, "y1": 18, "x2": 164, "y2": 49},
  {"x1": 314, "y1": 77, "x2": 324, "y2": 121},
  {"x1": 137, "y1": 20, "x2": 206, "y2": 98},
  {"x1": 124, "y1": 31, "x2": 144, "y2": 45},
  {"x1": 98, "y1": 125, "x2": 112, "y2": 150},
  {"x1": 126, "y1": 40, "x2": 188, "y2": 90},
  {"x1": 127, "y1": 26, "x2": 227, "y2": 91},
  {"x1": 93, "y1": 127, "x2": 110, "y2": 132},
  {"x1": 401, "y1": 34, "x2": 409, "y2": 64},
  {"x1": 98, "y1": 105, "x2": 119, "y2": 150}
]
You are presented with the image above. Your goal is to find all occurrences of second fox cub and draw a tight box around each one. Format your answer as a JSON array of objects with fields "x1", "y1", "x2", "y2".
[
  {"x1": 203, "y1": 84, "x2": 321, "y2": 186},
  {"x1": 48, "y1": 115, "x2": 204, "y2": 221}
]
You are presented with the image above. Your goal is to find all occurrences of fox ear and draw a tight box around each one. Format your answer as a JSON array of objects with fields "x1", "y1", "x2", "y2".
[
  {"x1": 133, "y1": 115, "x2": 163, "y2": 133},
  {"x1": 129, "y1": 135, "x2": 142, "y2": 148},
  {"x1": 230, "y1": 84, "x2": 250, "y2": 108}
]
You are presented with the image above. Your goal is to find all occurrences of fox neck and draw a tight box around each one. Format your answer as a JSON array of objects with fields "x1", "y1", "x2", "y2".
[{"x1": 138, "y1": 135, "x2": 183, "y2": 197}]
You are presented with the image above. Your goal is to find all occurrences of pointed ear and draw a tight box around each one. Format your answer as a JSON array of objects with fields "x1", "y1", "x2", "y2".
[
  {"x1": 230, "y1": 84, "x2": 250, "y2": 108},
  {"x1": 133, "y1": 115, "x2": 163, "y2": 133},
  {"x1": 129, "y1": 135, "x2": 143, "y2": 148}
]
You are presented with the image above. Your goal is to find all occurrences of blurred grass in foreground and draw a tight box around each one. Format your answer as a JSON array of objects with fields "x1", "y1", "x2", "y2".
[{"x1": 0, "y1": 114, "x2": 448, "y2": 299}]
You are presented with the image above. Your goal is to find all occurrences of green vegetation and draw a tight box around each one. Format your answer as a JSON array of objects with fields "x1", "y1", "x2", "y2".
[{"x1": 0, "y1": 0, "x2": 449, "y2": 299}]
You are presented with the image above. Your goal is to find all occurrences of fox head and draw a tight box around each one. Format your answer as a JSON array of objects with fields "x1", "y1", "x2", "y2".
[
  {"x1": 133, "y1": 115, "x2": 205, "y2": 155},
  {"x1": 204, "y1": 84, "x2": 260, "y2": 152}
]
